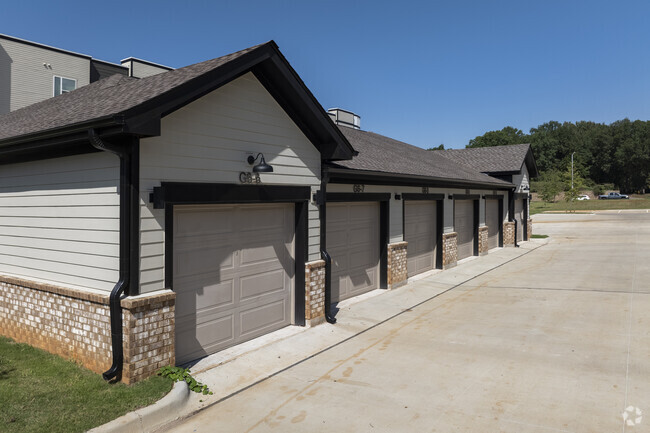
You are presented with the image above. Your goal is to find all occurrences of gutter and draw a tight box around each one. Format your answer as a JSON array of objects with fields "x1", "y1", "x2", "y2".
[
  {"x1": 88, "y1": 129, "x2": 140, "y2": 381},
  {"x1": 318, "y1": 165, "x2": 336, "y2": 324}
]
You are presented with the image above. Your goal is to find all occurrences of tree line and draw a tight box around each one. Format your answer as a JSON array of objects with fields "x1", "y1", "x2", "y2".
[{"x1": 462, "y1": 119, "x2": 650, "y2": 196}]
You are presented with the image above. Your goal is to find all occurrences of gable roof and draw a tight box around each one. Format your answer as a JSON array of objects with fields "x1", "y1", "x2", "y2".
[
  {"x1": 0, "y1": 41, "x2": 355, "y2": 163},
  {"x1": 439, "y1": 143, "x2": 539, "y2": 178},
  {"x1": 328, "y1": 128, "x2": 513, "y2": 189}
]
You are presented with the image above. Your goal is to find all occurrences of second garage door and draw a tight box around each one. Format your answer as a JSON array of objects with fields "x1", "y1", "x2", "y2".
[
  {"x1": 455, "y1": 200, "x2": 475, "y2": 260},
  {"x1": 173, "y1": 204, "x2": 294, "y2": 365},
  {"x1": 485, "y1": 199, "x2": 500, "y2": 250},
  {"x1": 327, "y1": 202, "x2": 380, "y2": 302},
  {"x1": 404, "y1": 200, "x2": 437, "y2": 277}
]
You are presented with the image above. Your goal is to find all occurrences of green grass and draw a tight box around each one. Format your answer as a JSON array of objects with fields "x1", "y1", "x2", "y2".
[
  {"x1": 0, "y1": 336, "x2": 173, "y2": 433},
  {"x1": 530, "y1": 195, "x2": 650, "y2": 215},
  {"x1": 531, "y1": 234, "x2": 549, "y2": 239}
]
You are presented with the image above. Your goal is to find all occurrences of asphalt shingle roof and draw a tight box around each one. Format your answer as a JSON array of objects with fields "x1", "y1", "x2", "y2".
[
  {"x1": 0, "y1": 43, "x2": 265, "y2": 142},
  {"x1": 330, "y1": 128, "x2": 512, "y2": 187},
  {"x1": 438, "y1": 143, "x2": 532, "y2": 174}
]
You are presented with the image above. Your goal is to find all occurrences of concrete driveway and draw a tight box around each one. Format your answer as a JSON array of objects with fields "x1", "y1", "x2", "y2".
[{"x1": 162, "y1": 210, "x2": 650, "y2": 433}]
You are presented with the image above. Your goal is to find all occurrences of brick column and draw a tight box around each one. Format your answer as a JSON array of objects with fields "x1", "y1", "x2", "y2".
[
  {"x1": 121, "y1": 292, "x2": 176, "y2": 384},
  {"x1": 527, "y1": 219, "x2": 533, "y2": 240},
  {"x1": 503, "y1": 222, "x2": 515, "y2": 247},
  {"x1": 478, "y1": 226, "x2": 489, "y2": 256},
  {"x1": 442, "y1": 232, "x2": 458, "y2": 269},
  {"x1": 304, "y1": 260, "x2": 326, "y2": 327},
  {"x1": 387, "y1": 242, "x2": 408, "y2": 289}
]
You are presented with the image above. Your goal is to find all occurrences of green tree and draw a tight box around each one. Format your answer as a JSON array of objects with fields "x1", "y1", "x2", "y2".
[
  {"x1": 467, "y1": 126, "x2": 528, "y2": 148},
  {"x1": 538, "y1": 170, "x2": 562, "y2": 203},
  {"x1": 427, "y1": 144, "x2": 445, "y2": 151}
]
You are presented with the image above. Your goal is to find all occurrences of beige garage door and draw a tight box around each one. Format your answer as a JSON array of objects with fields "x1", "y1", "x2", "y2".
[
  {"x1": 327, "y1": 202, "x2": 380, "y2": 302},
  {"x1": 485, "y1": 199, "x2": 500, "y2": 250},
  {"x1": 515, "y1": 199, "x2": 524, "y2": 242},
  {"x1": 404, "y1": 200, "x2": 437, "y2": 278},
  {"x1": 173, "y1": 204, "x2": 293, "y2": 365},
  {"x1": 455, "y1": 200, "x2": 475, "y2": 260}
]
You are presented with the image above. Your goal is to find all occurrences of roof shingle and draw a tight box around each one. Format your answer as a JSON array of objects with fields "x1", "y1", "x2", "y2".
[
  {"x1": 330, "y1": 128, "x2": 512, "y2": 187},
  {"x1": 438, "y1": 143, "x2": 532, "y2": 174}
]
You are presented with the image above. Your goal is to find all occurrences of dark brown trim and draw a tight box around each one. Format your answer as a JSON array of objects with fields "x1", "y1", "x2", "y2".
[
  {"x1": 473, "y1": 199, "x2": 480, "y2": 256},
  {"x1": 326, "y1": 193, "x2": 392, "y2": 202},
  {"x1": 451, "y1": 194, "x2": 480, "y2": 200},
  {"x1": 436, "y1": 200, "x2": 444, "y2": 268},
  {"x1": 483, "y1": 194, "x2": 504, "y2": 200},
  {"x1": 380, "y1": 201, "x2": 389, "y2": 290},
  {"x1": 401, "y1": 193, "x2": 445, "y2": 201},
  {"x1": 152, "y1": 183, "x2": 310, "y2": 209},
  {"x1": 327, "y1": 168, "x2": 513, "y2": 190},
  {"x1": 294, "y1": 202, "x2": 307, "y2": 326}
]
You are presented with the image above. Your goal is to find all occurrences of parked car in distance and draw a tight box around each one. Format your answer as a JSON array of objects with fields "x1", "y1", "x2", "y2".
[
  {"x1": 576, "y1": 194, "x2": 590, "y2": 200},
  {"x1": 598, "y1": 192, "x2": 629, "y2": 200}
]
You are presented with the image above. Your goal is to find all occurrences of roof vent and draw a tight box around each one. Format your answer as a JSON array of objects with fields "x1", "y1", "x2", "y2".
[{"x1": 327, "y1": 108, "x2": 360, "y2": 130}]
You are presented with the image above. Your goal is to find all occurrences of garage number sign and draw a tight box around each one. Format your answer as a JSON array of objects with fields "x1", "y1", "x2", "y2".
[{"x1": 239, "y1": 172, "x2": 262, "y2": 184}]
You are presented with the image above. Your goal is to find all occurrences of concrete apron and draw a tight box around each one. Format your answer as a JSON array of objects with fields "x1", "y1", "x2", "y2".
[{"x1": 154, "y1": 240, "x2": 545, "y2": 432}]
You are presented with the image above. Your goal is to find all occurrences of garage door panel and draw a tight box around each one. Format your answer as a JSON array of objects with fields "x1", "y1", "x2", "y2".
[
  {"x1": 405, "y1": 201, "x2": 437, "y2": 278},
  {"x1": 175, "y1": 317, "x2": 234, "y2": 363},
  {"x1": 175, "y1": 279, "x2": 235, "y2": 319},
  {"x1": 455, "y1": 200, "x2": 475, "y2": 260},
  {"x1": 349, "y1": 247, "x2": 377, "y2": 269},
  {"x1": 239, "y1": 269, "x2": 286, "y2": 300},
  {"x1": 174, "y1": 203, "x2": 293, "y2": 365},
  {"x1": 327, "y1": 202, "x2": 380, "y2": 302},
  {"x1": 174, "y1": 245, "x2": 235, "y2": 278},
  {"x1": 240, "y1": 300, "x2": 287, "y2": 339},
  {"x1": 175, "y1": 208, "x2": 234, "y2": 237}
]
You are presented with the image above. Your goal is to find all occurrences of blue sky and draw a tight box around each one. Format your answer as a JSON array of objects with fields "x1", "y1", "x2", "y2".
[{"x1": 2, "y1": 0, "x2": 649, "y2": 149}]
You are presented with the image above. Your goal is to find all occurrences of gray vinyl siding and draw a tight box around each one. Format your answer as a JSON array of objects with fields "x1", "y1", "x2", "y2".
[
  {"x1": 0, "y1": 153, "x2": 120, "y2": 291},
  {"x1": 125, "y1": 59, "x2": 171, "y2": 78},
  {"x1": 0, "y1": 37, "x2": 90, "y2": 114},
  {"x1": 139, "y1": 72, "x2": 321, "y2": 294}
]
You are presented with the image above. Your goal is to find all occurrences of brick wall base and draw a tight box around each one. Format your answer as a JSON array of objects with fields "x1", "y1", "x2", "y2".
[
  {"x1": 387, "y1": 242, "x2": 408, "y2": 289},
  {"x1": 478, "y1": 226, "x2": 489, "y2": 256},
  {"x1": 442, "y1": 232, "x2": 458, "y2": 269},
  {"x1": 0, "y1": 274, "x2": 174, "y2": 384},
  {"x1": 305, "y1": 260, "x2": 325, "y2": 327},
  {"x1": 527, "y1": 219, "x2": 533, "y2": 240},
  {"x1": 503, "y1": 222, "x2": 515, "y2": 247}
]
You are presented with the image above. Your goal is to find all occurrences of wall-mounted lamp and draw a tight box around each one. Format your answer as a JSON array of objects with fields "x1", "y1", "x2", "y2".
[
  {"x1": 394, "y1": 194, "x2": 402, "y2": 200},
  {"x1": 247, "y1": 153, "x2": 273, "y2": 173},
  {"x1": 522, "y1": 185, "x2": 530, "y2": 191},
  {"x1": 448, "y1": 194, "x2": 453, "y2": 200}
]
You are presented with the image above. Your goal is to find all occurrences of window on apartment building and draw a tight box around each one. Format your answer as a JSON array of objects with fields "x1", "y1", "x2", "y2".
[{"x1": 53, "y1": 76, "x2": 77, "y2": 96}]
